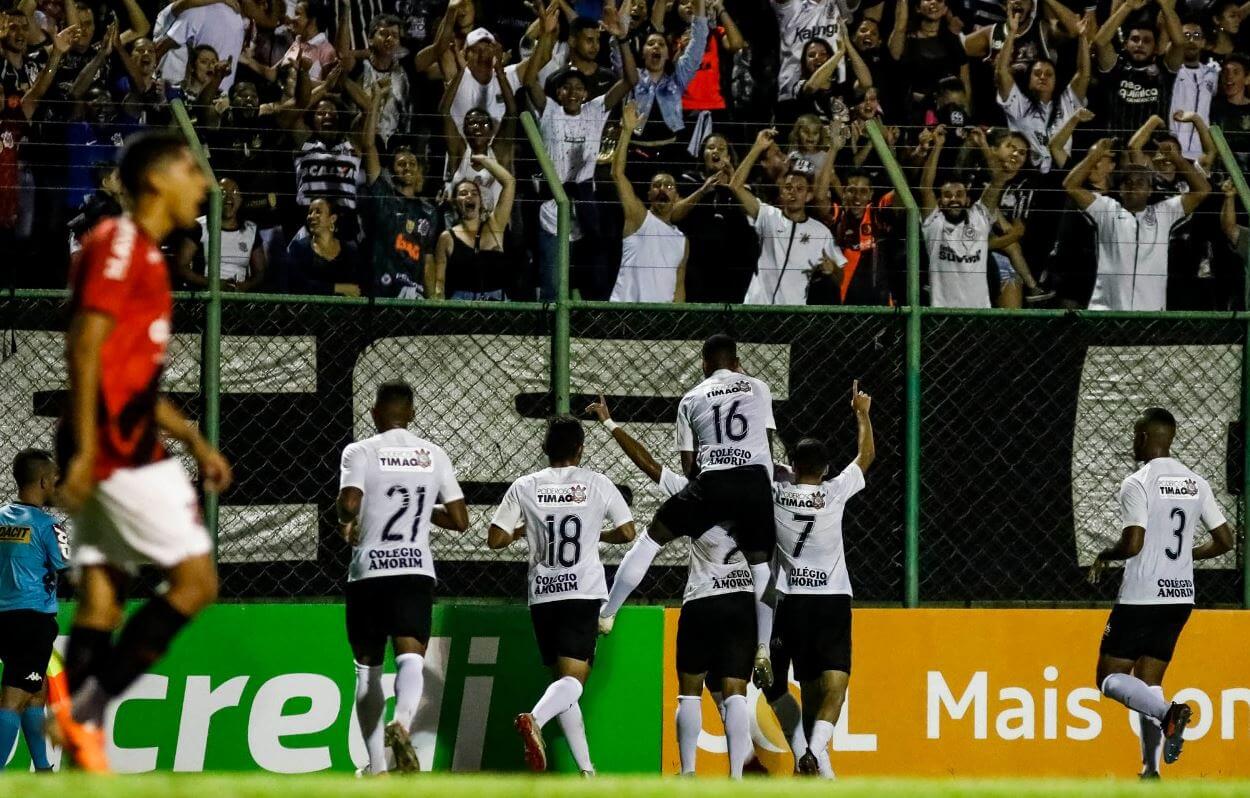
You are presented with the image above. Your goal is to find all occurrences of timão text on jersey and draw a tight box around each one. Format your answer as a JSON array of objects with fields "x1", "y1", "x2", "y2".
[{"x1": 705, "y1": 380, "x2": 754, "y2": 399}]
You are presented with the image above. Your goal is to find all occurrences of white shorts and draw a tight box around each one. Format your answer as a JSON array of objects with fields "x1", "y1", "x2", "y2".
[{"x1": 72, "y1": 458, "x2": 212, "y2": 572}]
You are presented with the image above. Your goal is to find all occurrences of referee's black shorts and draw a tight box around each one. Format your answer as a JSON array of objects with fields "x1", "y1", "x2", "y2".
[
  {"x1": 654, "y1": 464, "x2": 775, "y2": 556},
  {"x1": 345, "y1": 574, "x2": 434, "y2": 660},
  {"x1": 530, "y1": 598, "x2": 600, "y2": 667},
  {"x1": 1099, "y1": 603, "x2": 1192, "y2": 663},
  {"x1": 775, "y1": 594, "x2": 852, "y2": 681},
  {"x1": 677, "y1": 592, "x2": 755, "y2": 682},
  {"x1": 0, "y1": 609, "x2": 58, "y2": 693}
]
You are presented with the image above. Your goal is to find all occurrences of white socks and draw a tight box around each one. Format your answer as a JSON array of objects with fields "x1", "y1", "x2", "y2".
[
  {"x1": 532, "y1": 675, "x2": 583, "y2": 727},
  {"x1": 808, "y1": 719, "x2": 835, "y2": 759},
  {"x1": 723, "y1": 694, "x2": 750, "y2": 779},
  {"x1": 602, "y1": 533, "x2": 661, "y2": 618},
  {"x1": 557, "y1": 701, "x2": 594, "y2": 773},
  {"x1": 1140, "y1": 686, "x2": 1165, "y2": 774},
  {"x1": 354, "y1": 662, "x2": 386, "y2": 773},
  {"x1": 750, "y1": 562, "x2": 773, "y2": 649},
  {"x1": 393, "y1": 652, "x2": 425, "y2": 730},
  {"x1": 676, "y1": 695, "x2": 702, "y2": 774},
  {"x1": 1101, "y1": 673, "x2": 1169, "y2": 722}
]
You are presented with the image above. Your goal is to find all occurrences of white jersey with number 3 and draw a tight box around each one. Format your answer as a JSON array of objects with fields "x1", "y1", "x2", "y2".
[
  {"x1": 1117, "y1": 456, "x2": 1226, "y2": 605},
  {"x1": 340, "y1": 428, "x2": 464, "y2": 583},
  {"x1": 676, "y1": 369, "x2": 777, "y2": 473},
  {"x1": 772, "y1": 462, "x2": 864, "y2": 596},
  {"x1": 658, "y1": 467, "x2": 753, "y2": 603},
  {"x1": 492, "y1": 466, "x2": 633, "y2": 606}
]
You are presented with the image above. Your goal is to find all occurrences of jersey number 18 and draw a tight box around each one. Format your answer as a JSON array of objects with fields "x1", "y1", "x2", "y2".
[{"x1": 544, "y1": 514, "x2": 582, "y2": 567}]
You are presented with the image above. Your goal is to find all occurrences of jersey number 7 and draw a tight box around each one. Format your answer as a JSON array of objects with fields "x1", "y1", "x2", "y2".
[
  {"x1": 382, "y1": 485, "x2": 427, "y2": 542},
  {"x1": 792, "y1": 513, "x2": 816, "y2": 557}
]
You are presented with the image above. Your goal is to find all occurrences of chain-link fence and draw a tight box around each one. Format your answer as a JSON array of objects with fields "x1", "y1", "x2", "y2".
[{"x1": 2, "y1": 293, "x2": 1246, "y2": 605}]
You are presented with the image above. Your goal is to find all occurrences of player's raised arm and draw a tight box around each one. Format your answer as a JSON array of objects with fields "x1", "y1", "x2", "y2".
[
  {"x1": 851, "y1": 381, "x2": 875, "y2": 472},
  {"x1": 599, "y1": 476, "x2": 636, "y2": 544},
  {"x1": 587, "y1": 394, "x2": 663, "y2": 483}
]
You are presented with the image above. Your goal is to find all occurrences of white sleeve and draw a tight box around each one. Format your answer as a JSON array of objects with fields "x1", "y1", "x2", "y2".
[
  {"x1": 753, "y1": 203, "x2": 777, "y2": 233},
  {"x1": 757, "y1": 379, "x2": 777, "y2": 430},
  {"x1": 490, "y1": 480, "x2": 524, "y2": 530},
  {"x1": 163, "y1": 16, "x2": 193, "y2": 46},
  {"x1": 601, "y1": 476, "x2": 634, "y2": 527},
  {"x1": 997, "y1": 84, "x2": 1027, "y2": 119},
  {"x1": 829, "y1": 462, "x2": 866, "y2": 501},
  {"x1": 1155, "y1": 195, "x2": 1187, "y2": 227},
  {"x1": 1200, "y1": 482, "x2": 1228, "y2": 530},
  {"x1": 1085, "y1": 193, "x2": 1116, "y2": 229},
  {"x1": 339, "y1": 443, "x2": 368, "y2": 491},
  {"x1": 823, "y1": 231, "x2": 848, "y2": 266},
  {"x1": 435, "y1": 449, "x2": 465, "y2": 504},
  {"x1": 1118, "y1": 477, "x2": 1148, "y2": 529},
  {"x1": 675, "y1": 397, "x2": 695, "y2": 452},
  {"x1": 658, "y1": 467, "x2": 688, "y2": 497}
]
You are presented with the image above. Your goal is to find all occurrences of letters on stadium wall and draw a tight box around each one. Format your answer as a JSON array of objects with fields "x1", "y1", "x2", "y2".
[
  {"x1": 0, "y1": 604, "x2": 662, "y2": 773},
  {"x1": 660, "y1": 608, "x2": 1250, "y2": 777}
]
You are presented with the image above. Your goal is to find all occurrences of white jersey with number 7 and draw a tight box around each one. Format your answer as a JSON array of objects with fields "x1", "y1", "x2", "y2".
[
  {"x1": 772, "y1": 462, "x2": 864, "y2": 596},
  {"x1": 675, "y1": 368, "x2": 777, "y2": 472}
]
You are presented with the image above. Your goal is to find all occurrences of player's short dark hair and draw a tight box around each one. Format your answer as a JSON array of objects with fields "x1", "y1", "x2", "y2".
[
  {"x1": 1225, "y1": 52, "x2": 1250, "y2": 73},
  {"x1": 543, "y1": 416, "x2": 585, "y2": 461},
  {"x1": 843, "y1": 167, "x2": 872, "y2": 185},
  {"x1": 702, "y1": 333, "x2": 737, "y2": 364},
  {"x1": 12, "y1": 448, "x2": 54, "y2": 489},
  {"x1": 988, "y1": 128, "x2": 1028, "y2": 149},
  {"x1": 792, "y1": 438, "x2": 830, "y2": 477},
  {"x1": 1125, "y1": 22, "x2": 1156, "y2": 39},
  {"x1": 375, "y1": 381, "x2": 414, "y2": 409},
  {"x1": 570, "y1": 17, "x2": 600, "y2": 36},
  {"x1": 1141, "y1": 407, "x2": 1176, "y2": 431},
  {"x1": 369, "y1": 14, "x2": 402, "y2": 35},
  {"x1": 118, "y1": 130, "x2": 190, "y2": 198}
]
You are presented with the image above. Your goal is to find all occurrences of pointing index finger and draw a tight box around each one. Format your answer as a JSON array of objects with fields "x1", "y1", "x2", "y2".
[{"x1": 852, "y1": 379, "x2": 858, "y2": 400}]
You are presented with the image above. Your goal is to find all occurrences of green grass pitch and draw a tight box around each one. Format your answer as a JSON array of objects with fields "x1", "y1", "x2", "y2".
[{"x1": 4, "y1": 774, "x2": 1250, "y2": 797}]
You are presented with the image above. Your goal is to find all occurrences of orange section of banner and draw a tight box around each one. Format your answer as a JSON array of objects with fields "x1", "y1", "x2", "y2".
[{"x1": 661, "y1": 608, "x2": 1250, "y2": 777}]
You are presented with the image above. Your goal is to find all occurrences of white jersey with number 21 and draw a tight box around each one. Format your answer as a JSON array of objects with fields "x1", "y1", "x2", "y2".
[
  {"x1": 772, "y1": 462, "x2": 864, "y2": 596},
  {"x1": 1117, "y1": 456, "x2": 1226, "y2": 605},
  {"x1": 340, "y1": 428, "x2": 464, "y2": 583},
  {"x1": 491, "y1": 466, "x2": 633, "y2": 606},
  {"x1": 676, "y1": 368, "x2": 777, "y2": 472},
  {"x1": 658, "y1": 467, "x2": 753, "y2": 603}
]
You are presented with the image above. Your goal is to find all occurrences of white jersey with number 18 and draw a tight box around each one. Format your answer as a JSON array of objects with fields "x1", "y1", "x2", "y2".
[
  {"x1": 658, "y1": 467, "x2": 753, "y2": 604},
  {"x1": 491, "y1": 466, "x2": 633, "y2": 606},
  {"x1": 675, "y1": 369, "x2": 777, "y2": 473},
  {"x1": 1117, "y1": 456, "x2": 1226, "y2": 605},
  {"x1": 772, "y1": 462, "x2": 864, "y2": 596},
  {"x1": 340, "y1": 428, "x2": 464, "y2": 583}
]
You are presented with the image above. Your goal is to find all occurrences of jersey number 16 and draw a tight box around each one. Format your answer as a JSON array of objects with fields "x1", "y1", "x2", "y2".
[{"x1": 712, "y1": 400, "x2": 749, "y2": 444}]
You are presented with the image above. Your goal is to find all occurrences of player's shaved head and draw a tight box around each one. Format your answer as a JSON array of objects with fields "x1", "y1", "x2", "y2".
[
  {"x1": 791, "y1": 437, "x2": 830, "y2": 479},
  {"x1": 701, "y1": 333, "x2": 739, "y2": 375},
  {"x1": 372, "y1": 381, "x2": 415, "y2": 431},
  {"x1": 118, "y1": 130, "x2": 191, "y2": 198},
  {"x1": 1133, "y1": 407, "x2": 1176, "y2": 462},
  {"x1": 13, "y1": 448, "x2": 55, "y2": 490},
  {"x1": 543, "y1": 416, "x2": 585, "y2": 464}
]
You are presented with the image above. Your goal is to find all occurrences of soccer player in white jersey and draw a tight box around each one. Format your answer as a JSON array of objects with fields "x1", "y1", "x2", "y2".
[
  {"x1": 773, "y1": 382, "x2": 874, "y2": 777},
  {"x1": 336, "y1": 381, "x2": 469, "y2": 774},
  {"x1": 586, "y1": 395, "x2": 756, "y2": 778},
  {"x1": 488, "y1": 416, "x2": 636, "y2": 774},
  {"x1": 1087, "y1": 407, "x2": 1234, "y2": 777},
  {"x1": 600, "y1": 334, "x2": 780, "y2": 691}
]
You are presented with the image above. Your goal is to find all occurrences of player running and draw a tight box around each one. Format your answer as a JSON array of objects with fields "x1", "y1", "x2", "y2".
[
  {"x1": 488, "y1": 417, "x2": 635, "y2": 775},
  {"x1": 337, "y1": 381, "x2": 469, "y2": 775},
  {"x1": 773, "y1": 382, "x2": 873, "y2": 777},
  {"x1": 586, "y1": 395, "x2": 756, "y2": 778},
  {"x1": 53, "y1": 131, "x2": 230, "y2": 773},
  {"x1": 599, "y1": 334, "x2": 780, "y2": 689},
  {"x1": 0, "y1": 450, "x2": 68, "y2": 772},
  {"x1": 1088, "y1": 407, "x2": 1234, "y2": 777}
]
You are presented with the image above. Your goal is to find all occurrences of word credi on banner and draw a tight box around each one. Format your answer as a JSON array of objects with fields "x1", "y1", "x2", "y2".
[{"x1": 662, "y1": 609, "x2": 1250, "y2": 778}]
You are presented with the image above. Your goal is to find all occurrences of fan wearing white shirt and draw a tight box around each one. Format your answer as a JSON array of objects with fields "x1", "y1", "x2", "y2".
[
  {"x1": 1063, "y1": 137, "x2": 1209, "y2": 311},
  {"x1": 609, "y1": 101, "x2": 690, "y2": 304},
  {"x1": 729, "y1": 128, "x2": 846, "y2": 306}
]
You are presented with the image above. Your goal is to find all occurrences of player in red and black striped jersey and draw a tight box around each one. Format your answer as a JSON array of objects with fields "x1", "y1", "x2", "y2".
[{"x1": 52, "y1": 131, "x2": 232, "y2": 773}]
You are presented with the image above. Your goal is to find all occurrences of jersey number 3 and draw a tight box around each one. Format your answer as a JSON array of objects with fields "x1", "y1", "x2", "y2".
[
  {"x1": 1164, "y1": 507, "x2": 1186, "y2": 561},
  {"x1": 382, "y1": 485, "x2": 427, "y2": 542}
]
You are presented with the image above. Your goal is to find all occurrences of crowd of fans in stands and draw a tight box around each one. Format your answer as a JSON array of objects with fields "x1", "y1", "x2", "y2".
[{"x1": 2, "y1": 0, "x2": 1250, "y2": 309}]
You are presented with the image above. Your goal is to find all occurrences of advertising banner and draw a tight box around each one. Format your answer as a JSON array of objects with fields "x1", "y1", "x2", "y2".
[
  {"x1": 661, "y1": 608, "x2": 1250, "y2": 777},
  {"x1": 2, "y1": 603, "x2": 663, "y2": 773}
]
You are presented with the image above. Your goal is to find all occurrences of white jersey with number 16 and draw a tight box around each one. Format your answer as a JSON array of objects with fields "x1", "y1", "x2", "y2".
[
  {"x1": 772, "y1": 462, "x2": 864, "y2": 596},
  {"x1": 675, "y1": 369, "x2": 777, "y2": 473},
  {"x1": 340, "y1": 428, "x2": 464, "y2": 583},
  {"x1": 492, "y1": 466, "x2": 633, "y2": 606},
  {"x1": 1117, "y1": 456, "x2": 1226, "y2": 605}
]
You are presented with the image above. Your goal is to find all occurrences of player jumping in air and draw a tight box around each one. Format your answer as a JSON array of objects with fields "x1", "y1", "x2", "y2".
[
  {"x1": 337, "y1": 381, "x2": 469, "y2": 774},
  {"x1": 488, "y1": 417, "x2": 635, "y2": 775},
  {"x1": 586, "y1": 395, "x2": 756, "y2": 778},
  {"x1": 772, "y1": 383, "x2": 873, "y2": 777},
  {"x1": 0, "y1": 450, "x2": 68, "y2": 772},
  {"x1": 1088, "y1": 407, "x2": 1234, "y2": 777},
  {"x1": 53, "y1": 131, "x2": 231, "y2": 772},
  {"x1": 599, "y1": 334, "x2": 780, "y2": 690}
]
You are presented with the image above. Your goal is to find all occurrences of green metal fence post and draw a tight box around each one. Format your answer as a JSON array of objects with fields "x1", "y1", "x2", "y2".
[
  {"x1": 172, "y1": 100, "x2": 222, "y2": 551},
  {"x1": 1211, "y1": 127, "x2": 1250, "y2": 608},
  {"x1": 521, "y1": 111, "x2": 571, "y2": 414},
  {"x1": 866, "y1": 120, "x2": 921, "y2": 607}
]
